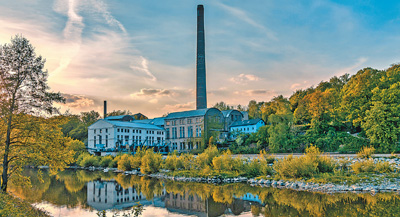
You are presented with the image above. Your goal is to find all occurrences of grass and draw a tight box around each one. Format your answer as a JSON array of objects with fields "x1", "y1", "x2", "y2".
[{"x1": 0, "y1": 192, "x2": 49, "y2": 217}]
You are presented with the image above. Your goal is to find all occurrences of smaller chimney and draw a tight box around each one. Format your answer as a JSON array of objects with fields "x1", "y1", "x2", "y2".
[{"x1": 104, "y1": 101, "x2": 107, "y2": 119}]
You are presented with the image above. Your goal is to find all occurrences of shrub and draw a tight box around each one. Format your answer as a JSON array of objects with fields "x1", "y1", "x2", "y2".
[
  {"x1": 273, "y1": 146, "x2": 335, "y2": 179},
  {"x1": 163, "y1": 151, "x2": 183, "y2": 171},
  {"x1": 357, "y1": 146, "x2": 375, "y2": 159},
  {"x1": 99, "y1": 155, "x2": 114, "y2": 168},
  {"x1": 141, "y1": 149, "x2": 163, "y2": 174},
  {"x1": 117, "y1": 154, "x2": 136, "y2": 171},
  {"x1": 375, "y1": 161, "x2": 393, "y2": 173},
  {"x1": 212, "y1": 150, "x2": 234, "y2": 171},
  {"x1": 180, "y1": 153, "x2": 194, "y2": 170},
  {"x1": 79, "y1": 154, "x2": 100, "y2": 167},
  {"x1": 351, "y1": 159, "x2": 375, "y2": 174},
  {"x1": 195, "y1": 145, "x2": 219, "y2": 169},
  {"x1": 243, "y1": 159, "x2": 262, "y2": 177}
]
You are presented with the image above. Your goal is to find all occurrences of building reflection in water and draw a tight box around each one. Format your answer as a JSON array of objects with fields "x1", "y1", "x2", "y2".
[
  {"x1": 87, "y1": 179, "x2": 260, "y2": 216},
  {"x1": 87, "y1": 180, "x2": 166, "y2": 211}
]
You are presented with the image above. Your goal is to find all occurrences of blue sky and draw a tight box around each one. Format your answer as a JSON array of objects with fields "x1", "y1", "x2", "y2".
[{"x1": 1, "y1": 0, "x2": 400, "y2": 117}]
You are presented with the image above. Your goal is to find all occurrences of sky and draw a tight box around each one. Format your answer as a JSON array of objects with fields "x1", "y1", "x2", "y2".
[{"x1": 1, "y1": 0, "x2": 400, "y2": 118}]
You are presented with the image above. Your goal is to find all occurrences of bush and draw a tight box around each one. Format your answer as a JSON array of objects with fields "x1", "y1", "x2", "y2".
[
  {"x1": 375, "y1": 161, "x2": 393, "y2": 173},
  {"x1": 243, "y1": 159, "x2": 262, "y2": 177},
  {"x1": 117, "y1": 154, "x2": 135, "y2": 171},
  {"x1": 195, "y1": 145, "x2": 219, "y2": 169},
  {"x1": 357, "y1": 146, "x2": 375, "y2": 159},
  {"x1": 351, "y1": 159, "x2": 375, "y2": 174},
  {"x1": 273, "y1": 145, "x2": 336, "y2": 179},
  {"x1": 163, "y1": 151, "x2": 183, "y2": 171},
  {"x1": 212, "y1": 150, "x2": 234, "y2": 171},
  {"x1": 141, "y1": 149, "x2": 162, "y2": 174},
  {"x1": 99, "y1": 155, "x2": 114, "y2": 167},
  {"x1": 79, "y1": 154, "x2": 100, "y2": 167}
]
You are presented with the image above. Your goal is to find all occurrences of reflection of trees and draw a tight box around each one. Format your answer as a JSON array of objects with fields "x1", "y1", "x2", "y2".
[
  {"x1": 10, "y1": 169, "x2": 400, "y2": 217},
  {"x1": 9, "y1": 169, "x2": 51, "y2": 202}
]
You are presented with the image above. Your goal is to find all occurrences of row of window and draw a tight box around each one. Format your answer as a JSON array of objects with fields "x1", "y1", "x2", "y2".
[
  {"x1": 165, "y1": 117, "x2": 202, "y2": 126},
  {"x1": 166, "y1": 126, "x2": 201, "y2": 139},
  {"x1": 233, "y1": 126, "x2": 255, "y2": 132},
  {"x1": 171, "y1": 142, "x2": 198, "y2": 150},
  {"x1": 94, "y1": 129, "x2": 108, "y2": 134}
]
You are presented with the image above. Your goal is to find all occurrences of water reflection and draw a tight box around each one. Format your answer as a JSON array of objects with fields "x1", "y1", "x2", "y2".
[{"x1": 9, "y1": 169, "x2": 400, "y2": 217}]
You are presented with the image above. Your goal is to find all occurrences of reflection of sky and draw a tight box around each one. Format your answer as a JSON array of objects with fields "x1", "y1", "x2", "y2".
[
  {"x1": 2, "y1": 1, "x2": 400, "y2": 117},
  {"x1": 35, "y1": 202, "x2": 238, "y2": 217}
]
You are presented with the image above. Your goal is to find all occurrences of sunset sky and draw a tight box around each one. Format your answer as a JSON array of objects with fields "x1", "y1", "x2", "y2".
[{"x1": 1, "y1": 0, "x2": 400, "y2": 118}]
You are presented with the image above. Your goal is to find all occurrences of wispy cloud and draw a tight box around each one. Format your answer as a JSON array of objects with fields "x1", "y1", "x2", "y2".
[
  {"x1": 130, "y1": 88, "x2": 173, "y2": 98},
  {"x1": 335, "y1": 57, "x2": 368, "y2": 76},
  {"x1": 163, "y1": 102, "x2": 195, "y2": 112},
  {"x1": 216, "y1": 2, "x2": 277, "y2": 40},
  {"x1": 230, "y1": 73, "x2": 260, "y2": 84},
  {"x1": 130, "y1": 56, "x2": 157, "y2": 82},
  {"x1": 89, "y1": 0, "x2": 127, "y2": 34}
]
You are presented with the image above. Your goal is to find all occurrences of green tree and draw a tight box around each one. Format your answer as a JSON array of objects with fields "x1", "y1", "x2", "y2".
[
  {"x1": 0, "y1": 35, "x2": 70, "y2": 192},
  {"x1": 213, "y1": 101, "x2": 233, "y2": 111},
  {"x1": 340, "y1": 68, "x2": 380, "y2": 129},
  {"x1": 363, "y1": 82, "x2": 400, "y2": 152}
]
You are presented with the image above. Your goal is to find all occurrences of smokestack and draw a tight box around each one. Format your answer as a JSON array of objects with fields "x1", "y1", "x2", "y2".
[
  {"x1": 104, "y1": 101, "x2": 107, "y2": 119},
  {"x1": 196, "y1": 4, "x2": 207, "y2": 110}
]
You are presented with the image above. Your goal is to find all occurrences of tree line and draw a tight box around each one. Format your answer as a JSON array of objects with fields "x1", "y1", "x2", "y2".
[{"x1": 215, "y1": 65, "x2": 400, "y2": 153}]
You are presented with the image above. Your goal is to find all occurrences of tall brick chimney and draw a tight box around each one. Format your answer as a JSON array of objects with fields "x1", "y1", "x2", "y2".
[{"x1": 196, "y1": 5, "x2": 207, "y2": 109}]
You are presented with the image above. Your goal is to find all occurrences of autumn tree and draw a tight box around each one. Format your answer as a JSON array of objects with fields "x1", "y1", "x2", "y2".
[{"x1": 0, "y1": 35, "x2": 71, "y2": 192}]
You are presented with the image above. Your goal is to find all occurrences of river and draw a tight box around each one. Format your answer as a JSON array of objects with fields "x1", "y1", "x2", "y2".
[{"x1": 8, "y1": 169, "x2": 400, "y2": 217}]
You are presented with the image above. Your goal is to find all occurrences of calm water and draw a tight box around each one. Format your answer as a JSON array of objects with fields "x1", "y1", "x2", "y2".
[{"x1": 9, "y1": 169, "x2": 400, "y2": 217}]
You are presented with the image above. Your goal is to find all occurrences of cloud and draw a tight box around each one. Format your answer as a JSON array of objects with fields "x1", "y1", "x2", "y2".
[
  {"x1": 234, "y1": 89, "x2": 274, "y2": 96},
  {"x1": 130, "y1": 88, "x2": 173, "y2": 98},
  {"x1": 230, "y1": 73, "x2": 260, "y2": 84},
  {"x1": 90, "y1": 0, "x2": 127, "y2": 34},
  {"x1": 130, "y1": 56, "x2": 157, "y2": 82},
  {"x1": 216, "y1": 2, "x2": 277, "y2": 40},
  {"x1": 335, "y1": 57, "x2": 368, "y2": 76},
  {"x1": 163, "y1": 102, "x2": 195, "y2": 112},
  {"x1": 290, "y1": 81, "x2": 309, "y2": 91},
  {"x1": 60, "y1": 93, "x2": 96, "y2": 108}
]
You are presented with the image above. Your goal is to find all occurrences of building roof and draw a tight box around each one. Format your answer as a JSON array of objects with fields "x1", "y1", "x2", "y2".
[
  {"x1": 221, "y1": 109, "x2": 242, "y2": 118},
  {"x1": 165, "y1": 108, "x2": 216, "y2": 120},
  {"x1": 133, "y1": 117, "x2": 165, "y2": 126},
  {"x1": 150, "y1": 117, "x2": 165, "y2": 126},
  {"x1": 103, "y1": 119, "x2": 164, "y2": 130},
  {"x1": 230, "y1": 118, "x2": 264, "y2": 128},
  {"x1": 104, "y1": 115, "x2": 135, "y2": 122}
]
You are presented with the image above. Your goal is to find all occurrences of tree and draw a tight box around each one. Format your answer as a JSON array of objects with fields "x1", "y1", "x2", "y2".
[
  {"x1": 363, "y1": 82, "x2": 400, "y2": 152},
  {"x1": 0, "y1": 35, "x2": 68, "y2": 192},
  {"x1": 213, "y1": 101, "x2": 233, "y2": 111}
]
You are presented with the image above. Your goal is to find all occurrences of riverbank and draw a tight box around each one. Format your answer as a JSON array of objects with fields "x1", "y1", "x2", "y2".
[
  {"x1": 72, "y1": 154, "x2": 400, "y2": 194},
  {"x1": 0, "y1": 192, "x2": 49, "y2": 217}
]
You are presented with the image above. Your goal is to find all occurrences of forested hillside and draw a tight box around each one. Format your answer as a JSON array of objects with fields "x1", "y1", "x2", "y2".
[{"x1": 221, "y1": 64, "x2": 400, "y2": 153}]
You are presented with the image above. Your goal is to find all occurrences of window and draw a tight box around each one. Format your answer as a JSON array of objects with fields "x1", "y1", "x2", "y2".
[
  {"x1": 188, "y1": 126, "x2": 193, "y2": 138},
  {"x1": 196, "y1": 128, "x2": 199, "y2": 137},
  {"x1": 179, "y1": 119, "x2": 184, "y2": 125},
  {"x1": 166, "y1": 121, "x2": 170, "y2": 126},
  {"x1": 166, "y1": 129, "x2": 170, "y2": 139},
  {"x1": 106, "y1": 135, "x2": 108, "y2": 147},
  {"x1": 100, "y1": 129, "x2": 102, "y2": 133},
  {"x1": 117, "y1": 129, "x2": 120, "y2": 132},
  {"x1": 106, "y1": 129, "x2": 108, "y2": 133},
  {"x1": 94, "y1": 136, "x2": 96, "y2": 144},
  {"x1": 94, "y1": 129, "x2": 96, "y2": 134},
  {"x1": 187, "y1": 119, "x2": 192, "y2": 124},
  {"x1": 179, "y1": 126, "x2": 185, "y2": 138},
  {"x1": 172, "y1": 127, "x2": 177, "y2": 139}
]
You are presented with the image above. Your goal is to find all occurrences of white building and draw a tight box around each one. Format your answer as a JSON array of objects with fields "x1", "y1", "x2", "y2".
[
  {"x1": 87, "y1": 115, "x2": 166, "y2": 156},
  {"x1": 229, "y1": 118, "x2": 265, "y2": 134}
]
